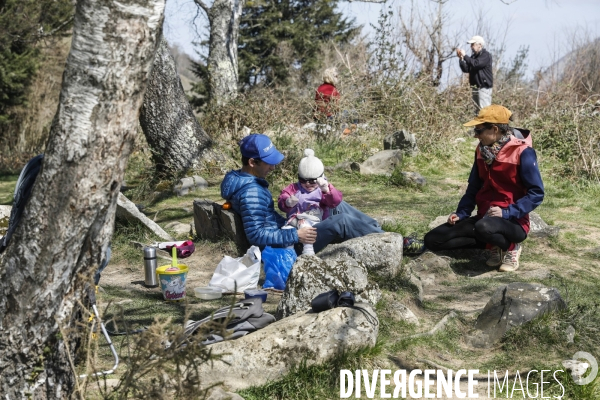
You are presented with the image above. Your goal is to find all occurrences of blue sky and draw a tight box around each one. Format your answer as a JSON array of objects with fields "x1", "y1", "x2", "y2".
[{"x1": 163, "y1": 0, "x2": 600, "y2": 80}]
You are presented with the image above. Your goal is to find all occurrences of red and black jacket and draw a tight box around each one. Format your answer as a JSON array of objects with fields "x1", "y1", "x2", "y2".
[{"x1": 456, "y1": 130, "x2": 544, "y2": 234}]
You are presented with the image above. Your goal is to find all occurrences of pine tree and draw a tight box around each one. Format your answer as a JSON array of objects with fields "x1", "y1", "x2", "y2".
[
  {"x1": 238, "y1": 0, "x2": 358, "y2": 88},
  {"x1": 0, "y1": 0, "x2": 73, "y2": 124}
]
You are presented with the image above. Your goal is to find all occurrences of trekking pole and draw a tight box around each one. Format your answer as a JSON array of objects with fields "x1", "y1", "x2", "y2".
[{"x1": 79, "y1": 288, "x2": 119, "y2": 378}]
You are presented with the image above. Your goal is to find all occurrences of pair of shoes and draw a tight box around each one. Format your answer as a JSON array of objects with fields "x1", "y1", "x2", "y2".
[
  {"x1": 403, "y1": 237, "x2": 425, "y2": 255},
  {"x1": 499, "y1": 243, "x2": 522, "y2": 272},
  {"x1": 486, "y1": 246, "x2": 503, "y2": 267}
]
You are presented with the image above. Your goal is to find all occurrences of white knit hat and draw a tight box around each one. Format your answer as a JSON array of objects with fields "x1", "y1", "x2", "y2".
[{"x1": 297, "y1": 149, "x2": 324, "y2": 179}]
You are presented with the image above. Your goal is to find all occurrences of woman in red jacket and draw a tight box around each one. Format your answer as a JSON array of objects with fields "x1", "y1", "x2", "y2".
[
  {"x1": 314, "y1": 67, "x2": 340, "y2": 121},
  {"x1": 424, "y1": 105, "x2": 544, "y2": 272}
]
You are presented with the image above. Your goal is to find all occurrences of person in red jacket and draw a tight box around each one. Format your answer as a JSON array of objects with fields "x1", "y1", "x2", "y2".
[
  {"x1": 424, "y1": 105, "x2": 544, "y2": 272},
  {"x1": 314, "y1": 67, "x2": 340, "y2": 121}
]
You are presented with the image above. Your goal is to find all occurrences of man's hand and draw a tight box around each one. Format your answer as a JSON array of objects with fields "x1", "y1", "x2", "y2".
[
  {"x1": 297, "y1": 226, "x2": 317, "y2": 244},
  {"x1": 316, "y1": 177, "x2": 329, "y2": 193},
  {"x1": 285, "y1": 195, "x2": 299, "y2": 207},
  {"x1": 486, "y1": 206, "x2": 503, "y2": 218},
  {"x1": 456, "y1": 48, "x2": 465, "y2": 59},
  {"x1": 448, "y1": 213, "x2": 459, "y2": 225}
]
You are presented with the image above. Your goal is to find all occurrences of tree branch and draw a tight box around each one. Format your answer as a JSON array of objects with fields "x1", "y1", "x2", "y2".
[
  {"x1": 193, "y1": 0, "x2": 210, "y2": 16},
  {"x1": 37, "y1": 16, "x2": 74, "y2": 38},
  {"x1": 346, "y1": 0, "x2": 386, "y2": 3}
]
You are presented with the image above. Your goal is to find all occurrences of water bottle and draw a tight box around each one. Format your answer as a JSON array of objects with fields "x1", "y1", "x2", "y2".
[{"x1": 143, "y1": 247, "x2": 158, "y2": 287}]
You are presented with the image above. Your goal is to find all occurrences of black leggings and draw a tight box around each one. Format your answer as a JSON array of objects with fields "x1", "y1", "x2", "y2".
[{"x1": 424, "y1": 217, "x2": 527, "y2": 251}]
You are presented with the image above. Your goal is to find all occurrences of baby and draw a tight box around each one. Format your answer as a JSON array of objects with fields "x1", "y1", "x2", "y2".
[{"x1": 278, "y1": 149, "x2": 343, "y2": 255}]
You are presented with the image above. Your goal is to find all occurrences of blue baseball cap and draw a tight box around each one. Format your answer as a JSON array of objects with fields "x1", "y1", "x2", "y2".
[{"x1": 239, "y1": 134, "x2": 285, "y2": 165}]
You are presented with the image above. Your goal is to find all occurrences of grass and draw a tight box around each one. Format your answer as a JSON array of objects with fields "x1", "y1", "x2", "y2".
[{"x1": 1, "y1": 120, "x2": 599, "y2": 399}]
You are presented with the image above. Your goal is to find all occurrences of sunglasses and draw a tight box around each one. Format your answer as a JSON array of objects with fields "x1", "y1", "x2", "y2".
[
  {"x1": 473, "y1": 126, "x2": 489, "y2": 136},
  {"x1": 298, "y1": 176, "x2": 320, "y2": 184}
]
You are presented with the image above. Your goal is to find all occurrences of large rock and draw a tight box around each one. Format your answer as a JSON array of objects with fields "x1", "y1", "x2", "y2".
[
  {"x1": 193, "y1": 199, "x2": 250, "y2": 255},
  {"x1": 173, "y1": 175, "x2": 208, "y2": 196},
  {"x1": 529, "y1": 211, "x2": 560, "y2": 238},
  {"x1": 359, "y1": 150, "x2": 403, "y2": 176},
  {"x1": 406, "y1": 252, "x2": 457, "y2": 287},
  {"x1": 276, "y1": 256, "x2": 381, "y2": 319},
  {"x1": 196, "y1": 304, "x2": 378, "y2": 391},
  {"x1": 116, "y1": 193, "x2": 173, "y2": 241},
  {"x1": 384, "y1": 130, "x2": 419, "y2": 156},
  {"x1": 467, "y1": 282, "x2": 566, "y2": 348},
  {"x1": 318, "y1": 232, "x2": 404, "y2": 277}
]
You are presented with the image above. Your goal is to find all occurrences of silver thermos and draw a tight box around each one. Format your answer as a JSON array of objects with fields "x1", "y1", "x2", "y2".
[{"x1": 143, "y1": 247, "x2": 158, "y2": 287}]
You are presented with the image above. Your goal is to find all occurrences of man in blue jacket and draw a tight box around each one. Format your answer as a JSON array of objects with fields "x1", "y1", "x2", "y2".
[
  {"x1": 457, "y1": 35, "x2": 493, "y2": 114},
  {"x1": 221, "y1": 134, "x2": 390, "y2": 253}
]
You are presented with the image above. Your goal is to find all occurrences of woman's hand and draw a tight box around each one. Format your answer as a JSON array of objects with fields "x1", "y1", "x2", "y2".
[
  {"x1": 486, "y1": 206, "x2": 503, "y2": 218},
  {"x1": 447, "y1": 213, "x2": 459, "y2": 225}
]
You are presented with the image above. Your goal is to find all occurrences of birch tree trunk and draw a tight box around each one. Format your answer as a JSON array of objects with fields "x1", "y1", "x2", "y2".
[
  {"x1": 195, "y1": 0, "x2": 243, "y2": 105},
  {"x1": 140, "y1": 37, "x2": 213, "y2": 177},
  {"x1": 0, "y1": 0, "x2": 165, "y2": 397}
]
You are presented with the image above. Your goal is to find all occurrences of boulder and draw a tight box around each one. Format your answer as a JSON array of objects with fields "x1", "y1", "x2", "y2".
[
  {"x1": 173, "y1": 175, "x2": 208, "y2": 196},
  {"x1": 529, "y1": 211, "x2": 560, "y2": 238},
  {"x1": 196, "y1": 304, "x2": 378, "y2": 391},
  {"x1": 333, "y1": 161, "x2": 361, "y2": 173},
  {"x1": 380, "y1": 294, "x2": 419, "y2": 325},
  {"x1": 406, "y1": 252, "x2": 456, "y2": 287},
  {"x1": 116, "y1": 193, "x2": 173, "y2": 241},
  {"x1": 193, "y1": 199, "x2": 250, "y2": 255},
  {"x1": 276, "y1": 255, "x2": 381, "y2": 319},
  {"x1": 383, "y1": 130, "x2": 419, "y2": 156},
  {"x1": 428, "y1": 215, "x2": 448, "y2": 230},
  {"x1": 318, "y1": 232, "x2": 404, "y2": 277},
  {"x1": 359, "y1": 150, "x2": 403, "y2": 176},
  {"x1": 467, "y1": 282, "x2": 566, "y2": 348},
  {"x1": 400, "y1": 171, "x2": 426, "y2": 186}
]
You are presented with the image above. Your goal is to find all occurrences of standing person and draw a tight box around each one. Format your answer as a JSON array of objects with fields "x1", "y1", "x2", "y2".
[
  {"x1": 457, "y1": 35, "x2": 493, "y2": 114},
  {"x1": 423, "y1": 105, "x2": 544, "y2": 272},
  {"x1": 278, "y1": 149, "x2": 343, "y2": 255},
  {"x1": 314, "y1": 67, "x2": 340, "y2": 121}
]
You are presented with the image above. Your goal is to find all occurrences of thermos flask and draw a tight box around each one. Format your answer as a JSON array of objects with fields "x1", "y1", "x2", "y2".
[{"x1": 143, "y1": 247, "x2": 158, "y2": 287}]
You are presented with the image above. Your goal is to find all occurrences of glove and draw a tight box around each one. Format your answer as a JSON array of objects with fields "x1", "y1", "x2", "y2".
[
  {"x1": 316, "y1": 177, "x2": 329, "y2": 193},
  {"x1": 285, "y1": 195, "x2": 299, "y2": 207}
]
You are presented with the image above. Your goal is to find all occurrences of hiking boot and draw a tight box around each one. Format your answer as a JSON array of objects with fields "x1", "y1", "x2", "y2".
[
  {"x1": 499, "y1": 243, "x2": 522, "y2": 272},
  {"x1": 485, "y1": 246, "x2": 503, "y2": 267},
  {"x1": 403, "y1": 237, "x2": 425, "y2": 255}
]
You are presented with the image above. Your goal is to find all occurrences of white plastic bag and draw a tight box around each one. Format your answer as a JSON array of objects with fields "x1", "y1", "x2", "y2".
[{"x1": 208, "y1": 246, "x2": 261, "y2": 293}]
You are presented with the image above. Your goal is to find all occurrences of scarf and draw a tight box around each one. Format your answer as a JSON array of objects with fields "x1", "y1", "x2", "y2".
[{"x1": 479, "y1": 133, "x2": 511, "y2": 165}]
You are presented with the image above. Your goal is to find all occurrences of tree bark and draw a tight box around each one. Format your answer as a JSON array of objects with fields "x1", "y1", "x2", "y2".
[
  {"x1": 0, "y1": 0, "x2": 165, "y2": 397},
  {"x1": 195, "y1": 0, "x2": 243, "y2": 105},
  {"x1": 140, "y1": 37, "x2": 213, "y2": 177}
]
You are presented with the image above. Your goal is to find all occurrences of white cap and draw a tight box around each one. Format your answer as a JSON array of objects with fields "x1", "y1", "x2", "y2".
[
  {"x1": 467, "y1": 35, "x2": 485, "y2": 45},
  {"x1": 297, "y1": 149, "x2": 324, "y2": 179}
]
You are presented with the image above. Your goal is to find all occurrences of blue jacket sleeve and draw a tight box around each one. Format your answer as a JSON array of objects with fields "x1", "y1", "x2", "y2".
[
  {"x1": 238, "y1": 185, "x2": 298, "y2": 248},
  {"x1": 459, "y1": 59, "x2": 470, "y2": 73},
  {"x1": 455, "y1": 157, "x2": 482, "y2": 220},
  {"x1": 502, "y1": 147, "x2": 545, "y2": 220}
]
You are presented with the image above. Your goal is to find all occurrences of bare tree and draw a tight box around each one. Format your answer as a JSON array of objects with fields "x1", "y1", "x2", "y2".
[
  {"x1": 193, "y1": 0, "x2": 244, "y2": 105},
  {"x1": 0, "y1": 0, "x2": 165, "y2": 397},
  {"x1": 140, "y1": 36, "x2": 213, "y2": 178},
  {"x1": 398, "y1": 0, "x2": 456, "y2": 86}
]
